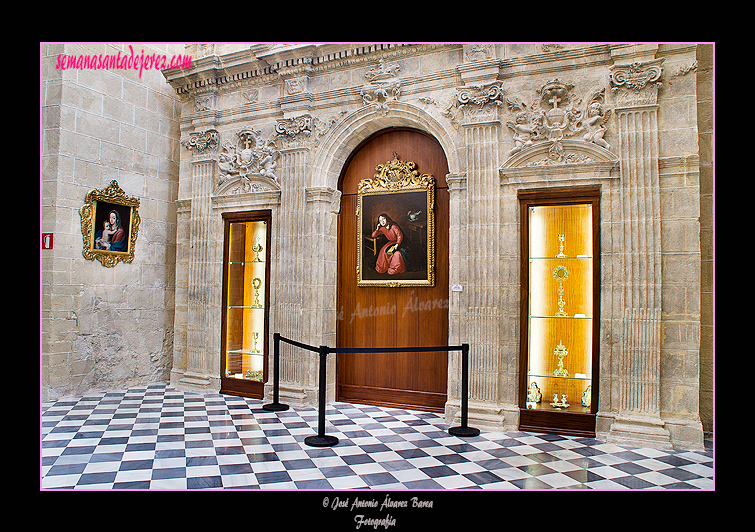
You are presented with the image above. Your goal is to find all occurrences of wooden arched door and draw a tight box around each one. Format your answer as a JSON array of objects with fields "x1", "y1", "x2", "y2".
[{"x1": 337, "y1": 128, "x2": 449, "y2": 412}]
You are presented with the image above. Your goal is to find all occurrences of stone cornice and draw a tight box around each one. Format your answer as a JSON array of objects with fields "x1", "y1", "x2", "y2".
[{"x1": 164, "y1": 44, "x2": 453, "y2": 96}]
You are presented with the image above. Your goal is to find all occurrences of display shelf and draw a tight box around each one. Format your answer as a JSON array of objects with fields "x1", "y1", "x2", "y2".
[
  {"x1": 518, "y1": 188, "x2": 600, "y2": 437},
  {"x1": 220, "y1": 211, "x2": 271, "y2": 398}
]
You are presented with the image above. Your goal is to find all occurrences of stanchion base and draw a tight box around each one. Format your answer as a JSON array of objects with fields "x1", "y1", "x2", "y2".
[
  {"x1": 304, "y1": 435, "x2": 339, "y2": 447},
  {"x1": 449, "y1": 426, "x2": 480, "y2": 437},
  {"x1": 262, "y1": 403, "x2": 290, "y2": 412}
]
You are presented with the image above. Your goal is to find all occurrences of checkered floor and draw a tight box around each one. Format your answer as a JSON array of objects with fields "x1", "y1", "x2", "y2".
[{"x1": 41, "y1": 383, "x2": 713, "y2": 490}]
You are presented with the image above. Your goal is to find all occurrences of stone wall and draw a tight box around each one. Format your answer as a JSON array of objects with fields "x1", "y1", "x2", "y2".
[
  {"x1": 40, "y1": 43, "x2": 712, "y2": 450},
  {"x1": 41, "y1": 43, "x2": 182, "y2": 400},
  {"x1": 161, "y1": 43, "x2": 710, "y2": 449},
  {"x1": 696, "y1": 44, "x2": 714, "y2": 436}
]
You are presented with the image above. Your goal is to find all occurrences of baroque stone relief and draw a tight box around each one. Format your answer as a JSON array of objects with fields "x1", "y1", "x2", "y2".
[
  {"x1": 181, "y1": 129, "x2": 219, "y2": 155},
  {"x1": 218, "y1": 129, "x2": 279, "y2": 180},
  {"x1": 361, "y1": 59, "x2": 402, "y2": 115},
  {"x1": 216, "y1": 128, "x2": 280, "y2": 193},
  {"x1": 503, "y1": 79, "x2": 613, "y2": 165},
  {"x1": 443, "y1": 81, "x2": 505, "y2": 126},
  {"x1": 609, "y1": 59, "x2": 663, "y2": 107}
]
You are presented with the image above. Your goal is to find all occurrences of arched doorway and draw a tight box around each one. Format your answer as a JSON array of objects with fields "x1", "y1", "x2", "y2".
[{"x1": 337, "y1": 128, "x2": 450, "y2": 412}]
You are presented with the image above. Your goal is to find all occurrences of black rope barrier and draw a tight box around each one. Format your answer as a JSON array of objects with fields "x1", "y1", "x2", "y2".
[{"x1": 263, "y1": 333, "x2": 480, "y2": 447}]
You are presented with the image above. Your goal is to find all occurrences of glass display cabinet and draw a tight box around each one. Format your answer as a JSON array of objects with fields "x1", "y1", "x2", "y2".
[
  {"x1": 518, "y1": 188, "x2": 599, "y2": 437},
  {"x1": 220, "y1": 211, "x2": 271, "y2": 399}
]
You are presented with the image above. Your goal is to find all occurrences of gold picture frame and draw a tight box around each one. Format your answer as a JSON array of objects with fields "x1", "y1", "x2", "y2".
[
  {"x1": 357, "y1": 153, "x2": 435, "y2": 287},
  {"x1": 79, "y1": 180, "x2": 140, "y2": 267}
]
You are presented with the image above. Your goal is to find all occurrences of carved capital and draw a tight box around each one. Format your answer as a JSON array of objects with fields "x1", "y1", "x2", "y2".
[
  {"x1": 182, "y1": 129, "x2": 219, "y2": 158},
  {"x1": 610, "y1": 59, "x2": 664, "y2": 108},
  {"x1": 275, "y1": 115, "x2": 313, "y2": 149},
  {"x1": 454, "y1": 81, "x2": 504, "y2": 122}
]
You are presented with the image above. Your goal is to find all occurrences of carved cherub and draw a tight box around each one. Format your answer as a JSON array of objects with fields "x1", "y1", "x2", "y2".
[
  {"x1": 581, "y1": 101, "x2": 612, "y2": 150},
  {"x1": 506, "y1": 112, "x2": 536, "y2": 156},
  {"x1": 257, "y1": 143, "x2": 279, "y2": 180}
]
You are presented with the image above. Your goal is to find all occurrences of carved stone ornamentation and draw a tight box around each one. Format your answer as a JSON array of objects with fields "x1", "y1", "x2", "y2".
[
  {"x1": 217, "y1": 128, "x2": 280, "y2": 187},
  {"x1": 464, "y1": 44, "x2": 494, "y2": 62},
  {"x1": 361, "y1": 59, "x2": 402, "y2": 115},
  {"x1": 181, "y1": 129, "x2": 219, "y2": 155},
  {"x1": 194, "y1": 94, "x2": 215, "y2": 112},
  {"x1": 504, "y1": 79, "x2": 613, "y2": 162},
  {"x1": 454, "y1": 81, "x2": 505, "y2": 122},
  {"x1": 275, "y1": 115, "x2": 313, "y2": 149},
  {"x1": 609, "y1": 59, "x2": 663, "y2": 107}
]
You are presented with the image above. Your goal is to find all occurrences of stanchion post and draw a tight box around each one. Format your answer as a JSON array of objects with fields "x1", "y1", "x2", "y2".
[
  {"x1": 449, "y1": 343, "x2": 480, "y2": 437},
  {"x1": 304, "y1": 346, "x2": 339, "y2": 447},
  {"x1": 263, "y1": 332, "x2": 289, "y2": 412}
]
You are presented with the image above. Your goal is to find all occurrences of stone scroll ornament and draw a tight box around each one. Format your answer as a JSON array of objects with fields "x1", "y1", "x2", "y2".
[{"x1": 79, "y1": 180, "x2": 141, "y2": 267}]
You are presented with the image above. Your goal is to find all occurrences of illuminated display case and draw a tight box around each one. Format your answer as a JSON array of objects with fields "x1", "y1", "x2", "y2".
[
  {"x1": 220, "y1": 211, "x2": 271, "y2": 399},
  {"x1": 518, "y1": 188, "x2": 599, "y2": 437}
]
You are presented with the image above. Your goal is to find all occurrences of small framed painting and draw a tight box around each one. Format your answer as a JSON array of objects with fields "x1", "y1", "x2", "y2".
[
  {"x1": 357, "y1": 153, "x2": 435, "y2": 287},
  {"x1": 79, "y1": 180, "x2": 140, "y2": 267}
]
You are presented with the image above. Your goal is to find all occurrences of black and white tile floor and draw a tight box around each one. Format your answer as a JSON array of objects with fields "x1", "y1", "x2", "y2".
[{"x1": 41, "y1": 383, "x2": 714, "y2": 491}]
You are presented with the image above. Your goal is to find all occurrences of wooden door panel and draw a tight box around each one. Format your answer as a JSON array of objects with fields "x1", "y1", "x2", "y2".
[{"x1": 337, "y1": 129, "x2": 449, "y2": 412}]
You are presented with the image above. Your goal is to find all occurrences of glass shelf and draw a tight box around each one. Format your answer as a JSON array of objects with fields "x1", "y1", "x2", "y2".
[
  {"x1": 529, "y1": 256, "x2": 592, "y2": 260},
  {"x1": 527, "y1": 373, "x2": 591, "y2": 380},
  {"x1": 529, "y1": 315, "x2": 592, "y2": 319}
]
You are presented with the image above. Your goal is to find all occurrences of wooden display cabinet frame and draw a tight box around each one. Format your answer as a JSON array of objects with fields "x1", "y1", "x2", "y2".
[
  {"x1": 517, "y1": 187, "x2": 600, "y2": 437},
  {"x1": 220, "y1": 210, "x2": 272, "y2": 399}
]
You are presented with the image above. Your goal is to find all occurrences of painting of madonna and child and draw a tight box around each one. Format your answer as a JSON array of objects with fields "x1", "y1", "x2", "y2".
[
  {"x1": 91, "y1": 201, "x2": 132, "y2": 253},
  {"x1": 358, "y1": 189, "x2": 434, "y2": 287}
]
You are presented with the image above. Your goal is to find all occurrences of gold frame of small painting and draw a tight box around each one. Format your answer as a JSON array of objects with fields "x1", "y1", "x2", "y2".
[
  {"x1": 356, "y1": 153, "x2": 435, "y2": 287},
  {"x1": 79, "y1": 180, "x2": 140, "y2": 267}
]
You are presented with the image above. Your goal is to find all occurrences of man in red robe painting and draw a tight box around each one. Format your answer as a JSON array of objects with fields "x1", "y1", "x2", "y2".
[{"x1": 372, "y1": 213, "x2": 408, "y2": 275}]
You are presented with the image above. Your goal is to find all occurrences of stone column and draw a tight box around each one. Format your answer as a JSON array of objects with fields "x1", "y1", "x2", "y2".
[
  {"x1": 179, "y1": 129, "x2": 218, "y2": 389},
  {"x1": 268, "y1": 121, "x2": 310, "y2": 404},
  {"x1": 267, "y1": 115, "x2": 328, "y2": 406},
  {"x1": 607, "y1": 59, "x2": 672, "y2": 448},
  {"x1": 446, "y1": 80, "x2": 506, "y2": 429},
  {"x1": 304, "y1": 185, "x2": 341, "y2": 404}
]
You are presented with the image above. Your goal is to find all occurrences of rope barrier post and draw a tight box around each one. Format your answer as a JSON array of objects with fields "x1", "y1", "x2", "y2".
[
  {"x1": 449, "y1": 343, "x2": 480, "y2": 437},
  {"x1": 263, "y1": 333, "x2": 289, "y2": 412},
  {"x1": 304, "y1": 345, "x2": 339, "y2": 447}
]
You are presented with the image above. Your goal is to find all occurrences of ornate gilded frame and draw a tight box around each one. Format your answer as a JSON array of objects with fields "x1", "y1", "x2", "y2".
[
  {"x1": 79, "y1": 180, "x2": 140, "y2": 267},
  {"x1": 357, "y1": 153, "x2": 435, "y2": 287}
]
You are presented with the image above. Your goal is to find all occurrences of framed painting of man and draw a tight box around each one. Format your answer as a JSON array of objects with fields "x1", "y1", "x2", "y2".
[
  {"x1": 357, "y1": 154, "x2": 435, "y2": 287},
  {"x1": 79, "y1": 180, "x2": 140, "y2": 267}
]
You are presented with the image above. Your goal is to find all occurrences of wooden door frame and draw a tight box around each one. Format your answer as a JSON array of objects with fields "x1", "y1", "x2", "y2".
[{"x1": 219, "y1": 209, "x2": 272, "y2": 399}]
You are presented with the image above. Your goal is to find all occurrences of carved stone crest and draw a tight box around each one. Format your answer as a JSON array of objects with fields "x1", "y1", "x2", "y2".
[
  {"x1": 361, "y1": 60, "x2": 402, "y2": 115},
  {"x1": 504, "y1": 79, "x2": 612, "y2": 163},
  {"x1": 217, "y1": 129, "x2": 280, "y2": 187}
]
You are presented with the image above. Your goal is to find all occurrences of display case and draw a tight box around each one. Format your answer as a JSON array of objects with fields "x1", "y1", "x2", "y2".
[
  {"x1": 518, "y1": 188, "x2": 599, "y2": 437},
  {"x1": 220, "y1": 211, "x2": 271, "y2": 399}
]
